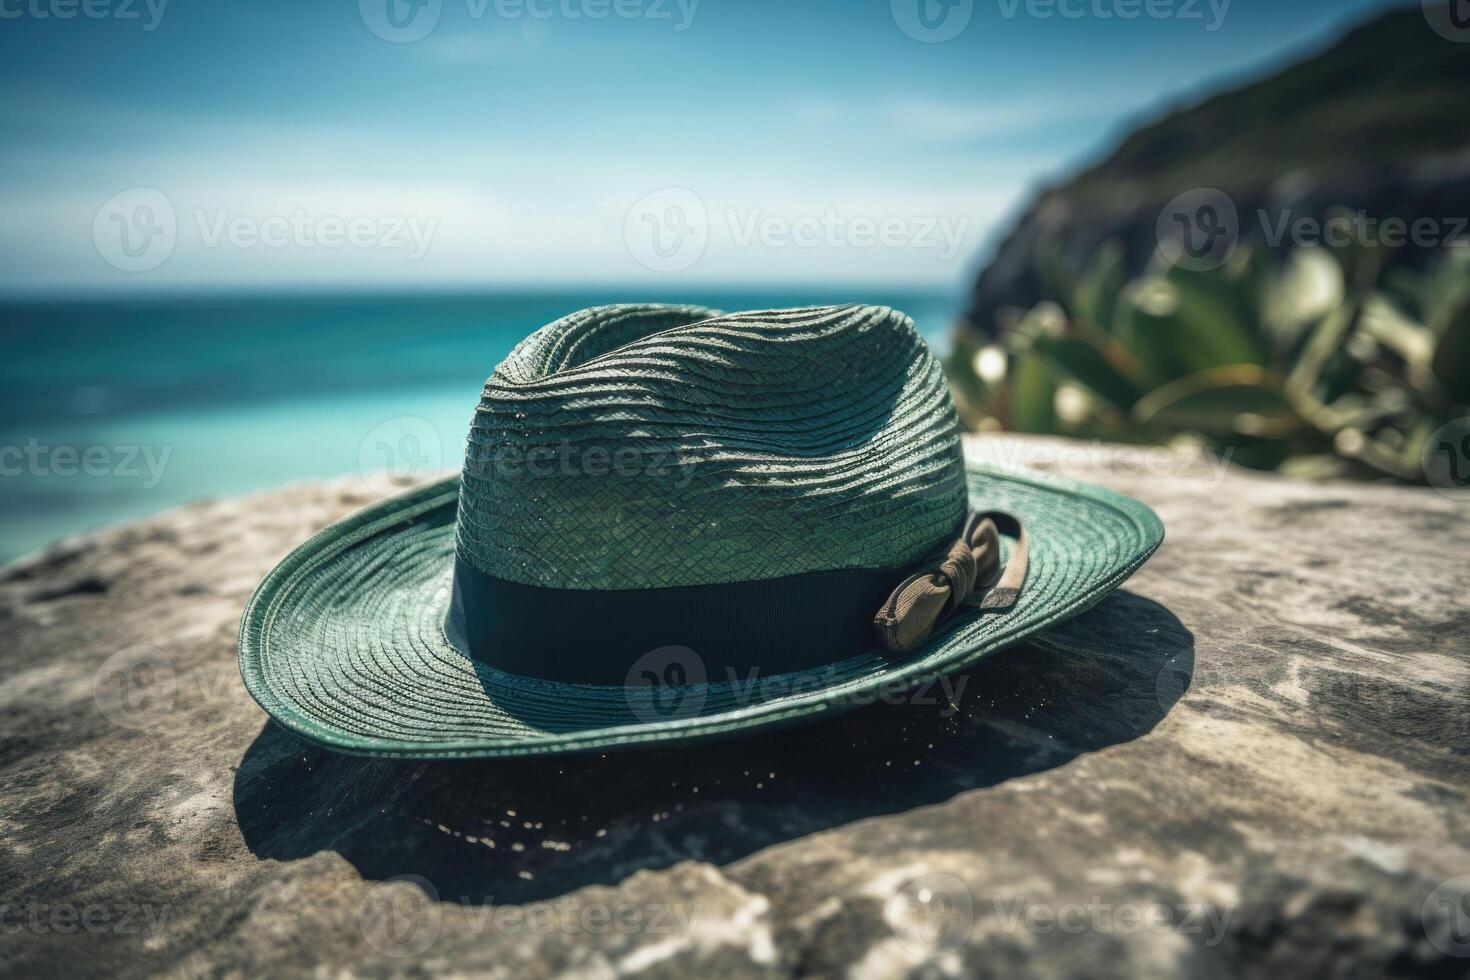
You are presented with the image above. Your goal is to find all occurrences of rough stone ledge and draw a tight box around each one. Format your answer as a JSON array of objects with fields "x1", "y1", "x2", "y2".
[{"x1": 1, "y1": 436, "x2": 1466, "y2": 978}]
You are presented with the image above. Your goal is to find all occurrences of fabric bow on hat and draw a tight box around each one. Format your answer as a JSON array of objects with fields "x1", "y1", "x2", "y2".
[{"x1": 874, "y1": 511, "x2": 1029, "y2": 655}]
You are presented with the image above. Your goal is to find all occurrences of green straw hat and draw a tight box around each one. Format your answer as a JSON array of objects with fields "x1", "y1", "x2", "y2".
[{"x1": 238, "y1": 304, "x2": 1163, "y2": 759}]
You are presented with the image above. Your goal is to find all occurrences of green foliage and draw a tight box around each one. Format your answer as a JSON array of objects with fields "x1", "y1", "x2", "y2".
[{"x1": 948, "y1": 242, "x2": 1470, "y2": 483}]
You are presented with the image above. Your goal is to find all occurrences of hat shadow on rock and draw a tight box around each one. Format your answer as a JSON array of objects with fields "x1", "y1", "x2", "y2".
[{"x1": 233, "y1": 590, "x2": 1191, "y2": 906}]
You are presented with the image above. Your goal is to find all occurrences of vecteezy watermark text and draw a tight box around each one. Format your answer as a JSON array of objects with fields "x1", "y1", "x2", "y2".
[
  {"x1": 970, "y1": 437, "x2": 1235, "y2": 487},
  {"x1": 1258, "y1": 210, "x2": 1470, "y2": 252},
  {"x1": 474, "y1": 440, "x2": 699, "y2": 488},
  {"x1": 995, "y1": 0, "x2": 1229, "y2": 30},
  {"x1": 193, "y1": 209, "x2": 436, "y2": 259},
  {"x1": 0, "y1": 440, "x2": 171, "y2": 489},
  {"x1": 1158, "y1": 188, "x2": 1470, "y2": 271},
  {"x1": 622, "y1": 646, "x2": 972, "y2": 724},
  {"x1": 358, "y1": 876, "x2": 700, "y2": 957},
  {"x1": 891, "y1": 0, "x2": 1228, "y2": 43},
  {"x1": 93, "y1": 188, "x2": 438, "y2": 273},
  {"x1": 0, "y1": 901, "x2": 171, "y2": 937},
  {"x1": 359, "y1": 0, "x2": 698, "y2": 43},
  {"x1": 726, "y1": 209, "x2": 969, "y2": 261},
  {"x1": 469, "y1": 0, "x2": 698, "y2": 29},
  {"x1": 624, "y1": 187, "x2": 971, "y2": 273},
  {"x1": 887, "y1": 875, "x2": 1234, "y2": 957},
  {"x1": 987, "y1": 895, "x2": 1233, "y2": 943},
  {"x1": 0, "y1": 0, "x2": 168, "y2": 30}
]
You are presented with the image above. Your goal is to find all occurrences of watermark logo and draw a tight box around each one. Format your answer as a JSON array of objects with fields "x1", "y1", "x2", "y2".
[
  {"x1": 624, "y1": 187, "x2": 708, "y2": 273},
  {"x1": 359, "y1": 875, "x2": 442, "y2": 957},
  {"x1": 1423, "y1": 418, "x2": 1470, "y2": 500},
  {"x1": 891, "y1": 0, "x2": 973, "y2": 42},
  {"x1": 624, "y1": 645, "x2": 707, "y2": 722},
  {"x1": 1424, "y1": 0, "x2": 1470, "y2": 43},
  {"x1": 1423, "y1": 874, "x2": 1470, "y2": 958},
  {"x1": 359, "y1": 416, "x2": 445, "y2": 499},
  {"x1": 92, "y1": 645, "x2": 178, "y2": 730},
  {"x1": 888, "y1": 873, "x2": 974, "y2": 955},
  {"x1": 360, "y1": 0, "x2": 442, "y2": 42},
  {"x1": 91, "y1": 646, "x2": 239, "y2": 731},
  {"x1": 1156, "y1": 187, "x2": 1238, "y2": 271},
  {"x1": 93, "y1": 188, "x2": 176, "y2": 273}
]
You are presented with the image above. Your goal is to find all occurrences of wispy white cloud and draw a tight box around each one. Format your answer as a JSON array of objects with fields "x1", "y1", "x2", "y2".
[
  {"x1": 0, "y1": 82, "x2": 1065, "y2": 292},
  {"x1": 878, "y1": 96, "x2": 1069, "y2": 141},
  {"x1": 787, "y1": 92, "x2": 1100, "y2": 143},
  {"x1": 0, "y1": 160, "x2": 1038, "y2": 292},
  {"x1": 787, "y1": 83, "x2": 1185, "y2": 148}
]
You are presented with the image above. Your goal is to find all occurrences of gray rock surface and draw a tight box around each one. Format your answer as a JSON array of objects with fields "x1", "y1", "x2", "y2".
[{"x1": 1, "y1": 435, "x2": 1467, "y2": 978}]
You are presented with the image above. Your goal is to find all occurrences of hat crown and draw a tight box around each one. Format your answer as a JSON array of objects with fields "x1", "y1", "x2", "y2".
[{"x1": 455, "y1": 304, "x2": 967, "y2": 590}]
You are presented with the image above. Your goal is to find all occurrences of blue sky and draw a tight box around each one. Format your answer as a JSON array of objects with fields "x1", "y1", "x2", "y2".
[{"x1": 0, "y1": 0, "x2": 1410, "y2": 294}]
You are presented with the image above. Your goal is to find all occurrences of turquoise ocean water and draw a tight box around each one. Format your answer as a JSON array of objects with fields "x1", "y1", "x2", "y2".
[{"x1": 0, "y1": 288, "x2": 960, "y2": 563}]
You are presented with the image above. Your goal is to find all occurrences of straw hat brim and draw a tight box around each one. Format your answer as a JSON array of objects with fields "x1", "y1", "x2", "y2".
[{"x1": 238, "y1": 458, "x2": 1163, "y2": 759}]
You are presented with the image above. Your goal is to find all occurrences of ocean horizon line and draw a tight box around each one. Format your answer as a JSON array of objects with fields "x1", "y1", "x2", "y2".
[{"x1": 0, "y1": 280, "x2": 971, "y2": 308}]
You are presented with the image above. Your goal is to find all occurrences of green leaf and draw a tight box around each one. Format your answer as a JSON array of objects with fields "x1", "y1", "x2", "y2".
[
  {"x1": 1074, "y1": 240, "x2": 1125, "y2": 331},
  {"x1": 1360, "y1": 295, "x2": 1434, "y2": 368},
  {"x1": 1266, "y1": 247, "x2": 1345, "y2": 351},
  {"x1": 1115, "y1": 277, "x2": 1258, "y2": 387},
  {"x1": 1164, "y1": 263, "x2": 1269, "y2": 367},
  {"x1": 1116, "y1": 280, "x2": 1197, "y2": 386},
  {"x1": 1430, "y1": 291, "x2": 1470, "y2": 405},
  {"x1": 1422, "y1": 250, "x2": 1470, "y2": 325},
  {"x1": 1285, "y1": 300, "x2": 1358, "y2": 399},
  {"x1": 1008, "y1": 351, "x2": 1057, "y2": 432},
  {"x1": 1132, "y1": 365, "x2": 1299, "y2": 437},
  {"x1": 1035, "y1": 241, "x2": 1076, "y2": 315},
  {"x1": 1319, "y1": 205, "x2": 1388, "y2": 294},
  {"x1": 1032, "y1": 333, "x2": 1142, "y2": 412}
]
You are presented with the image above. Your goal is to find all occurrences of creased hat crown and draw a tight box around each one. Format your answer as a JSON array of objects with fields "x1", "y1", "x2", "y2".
[{"x1": 455, "y1": 303, "x2": 968, "y2": 590}]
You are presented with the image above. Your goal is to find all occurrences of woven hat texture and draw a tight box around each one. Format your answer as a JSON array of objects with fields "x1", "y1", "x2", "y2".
[
  {"x1": 236, "y1": 302, "x2": 1166, "y2": 759},
  {"x1": 455, "y1": 304, "x2": 969, "y2": 590}
]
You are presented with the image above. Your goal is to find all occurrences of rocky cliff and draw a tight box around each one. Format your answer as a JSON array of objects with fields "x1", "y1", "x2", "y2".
[{"x1": 964, "y1": 6, "x2": 1470, "y2": 336}]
